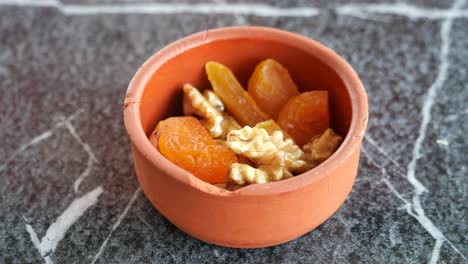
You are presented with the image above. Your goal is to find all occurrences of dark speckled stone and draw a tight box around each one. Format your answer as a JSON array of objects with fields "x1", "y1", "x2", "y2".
[{"x1": 0, "y1": 1, "x2": 467, "y2": 263}]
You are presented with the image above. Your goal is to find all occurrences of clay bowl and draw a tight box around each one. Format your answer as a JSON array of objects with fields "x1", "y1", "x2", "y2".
[{"x1": 124, "y1": 26, "x2": 368, "y2": 248}]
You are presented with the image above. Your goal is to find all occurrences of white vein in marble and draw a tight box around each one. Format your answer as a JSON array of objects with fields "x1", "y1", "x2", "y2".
[
  {"x1": 361, "y1": 141, "x2": 466, "y2": 263},
  {"x1": 0, "y1": 0, "x2": 319, "y2": 17},
  {"x1": 2, "y1": 0, "x2": 468, "y2": 21},
  {"x1": 406, "y1": 2, "x2": 467, "y2": 261},
  {"x1": 10, "y1": 107, "x2": 107, "y2": 263},
  {"x1": 406, "y1": 0, "x2": 463, "y2": 196},
  {"x1": 0, "y1": 109, "x2": 83, "y2": 174},
  {"x1": 364, "y1": 135, "x2": 406, "y2": 177},
  {"x1": 25, "y1": 186, "x2": 103, "y2": 263},
  {"x1": 337, "y1": 2, "x2": 468, "y2": 20},
  {"x1": 91, "y1": 187, "x2": 142, "y2": 264},
  {"x1": 59, "y1": 115, "x2": 99, "y2": 193}
]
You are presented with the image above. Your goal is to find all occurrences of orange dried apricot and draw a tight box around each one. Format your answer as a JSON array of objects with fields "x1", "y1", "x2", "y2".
[
  {"x1": 206, "y1": 61, "x2": 269, "y2": 127},
  {"x1": 151, "y1": 116, "x2": 237, "y2": 184},
  {"x1": 277, "y1": 91, "x2": 329, "y2": 147},
  {"x1": 248, "y1": 59, "x2": 300, "y2": 119}
]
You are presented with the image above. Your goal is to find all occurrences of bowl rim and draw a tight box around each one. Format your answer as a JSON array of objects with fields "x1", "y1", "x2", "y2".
[{"x1": 123, "y1": 26, "x2": 368, "y2": 197}]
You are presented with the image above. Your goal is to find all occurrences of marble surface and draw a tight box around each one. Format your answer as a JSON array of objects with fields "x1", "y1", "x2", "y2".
[{"x1": 1, "y1": 0, "x2": 467, "y2": 263}]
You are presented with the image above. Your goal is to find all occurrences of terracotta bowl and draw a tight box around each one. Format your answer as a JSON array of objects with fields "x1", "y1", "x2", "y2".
[{"x1": 124, "y1": 26, "x2": 368, "y2": 248}]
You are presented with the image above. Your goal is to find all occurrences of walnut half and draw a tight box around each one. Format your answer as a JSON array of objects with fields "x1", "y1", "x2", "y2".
[
  {"x1": 183, "y1": 84, "x2": 223, "y2": 138},
  {"x1": 226, "y1": 126, "x2": 307, "y2": 184},
  {"x1": 183, "y1": 84, "x2": 240, "y2": 139},
  {"x1": 303, "y1": 128, "x2": 343, "y2": 169}
]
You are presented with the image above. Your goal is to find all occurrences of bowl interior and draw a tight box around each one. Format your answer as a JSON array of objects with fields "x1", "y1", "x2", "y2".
[{"x1": 139, "y1": 37, "x2": 352, "y2": 139}]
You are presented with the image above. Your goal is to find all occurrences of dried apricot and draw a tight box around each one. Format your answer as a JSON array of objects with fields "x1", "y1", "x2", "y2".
[
  {"x1": 277, "y1": 91, "x2": 329, "y2": 147},
  {"x1": 151, "y1": 116, "x2": 237, "y2": 184},
  {"x1": 206, "y1": 61, "x2": 269, "y2": 126},
  {"x1": 248, "y1": 59, "x2": 300, "y2": 119}
]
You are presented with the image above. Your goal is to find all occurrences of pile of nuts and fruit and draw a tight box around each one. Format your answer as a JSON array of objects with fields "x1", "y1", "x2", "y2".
[{"x1": 149, "y1": 59, "x2": 343, "y2": 189}]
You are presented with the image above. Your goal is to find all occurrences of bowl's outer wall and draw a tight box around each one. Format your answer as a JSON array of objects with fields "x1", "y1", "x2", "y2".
[
  {"x1": 125, "y1": 27, "x2": 368, "y2": 248},
  {"x1": 131, "y1": 144, "x2": 360, "y2": 248}
]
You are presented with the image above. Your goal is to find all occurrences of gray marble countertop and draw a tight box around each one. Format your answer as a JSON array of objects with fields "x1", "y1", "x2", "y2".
[{"x1": 1, "y1": 0, "x2": 467, "y2": 263}]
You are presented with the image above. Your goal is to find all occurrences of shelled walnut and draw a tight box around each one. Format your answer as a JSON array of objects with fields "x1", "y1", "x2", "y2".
[
  {"x1": 226, "y1": 127, "x2": 307, "y2": 184},
  {"x1": 303, "y1": 128, "x2": 343, "y2": 169},
  {"x1": 183, "y1": 84, "x2": 240, "y2": 139},
  {"x1": 183, "y1": 84, "x2": 223, "y2": 138},
  {"x1": 203, "y1": 90, "x2": 225, "y2": 112}
]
